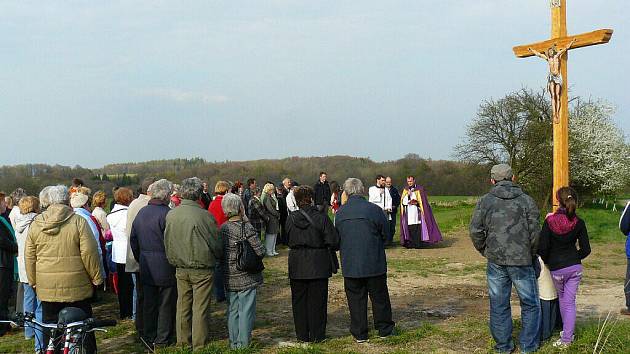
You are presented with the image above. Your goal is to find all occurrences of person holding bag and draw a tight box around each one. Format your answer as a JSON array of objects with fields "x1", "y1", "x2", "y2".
[
  {"x1": 221, "y1": 193, "x2": 265, "y2": 349},
  {"x1": 286, "y1": 186, "x2": 340, "y2": 343}
]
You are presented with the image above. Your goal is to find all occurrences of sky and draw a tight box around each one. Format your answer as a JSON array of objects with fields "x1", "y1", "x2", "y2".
[{"x1": 1, "y1": 1, "x2": 628, "y2": 168}]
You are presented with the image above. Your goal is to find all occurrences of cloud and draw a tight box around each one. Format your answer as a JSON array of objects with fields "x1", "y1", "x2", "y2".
[{"x1": 136, "y1": 88, "x2": 229, "y2": 104}]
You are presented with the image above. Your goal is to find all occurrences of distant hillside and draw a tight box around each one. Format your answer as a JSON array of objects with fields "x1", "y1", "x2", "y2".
[{"x1": 0, "y1": 155, "x2": 490, "y2": 197}]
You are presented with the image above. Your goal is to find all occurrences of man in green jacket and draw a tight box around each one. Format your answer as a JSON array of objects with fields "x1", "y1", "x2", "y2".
[{"x1": 165, "y1": 177, "x2": 222, "y2": 350}]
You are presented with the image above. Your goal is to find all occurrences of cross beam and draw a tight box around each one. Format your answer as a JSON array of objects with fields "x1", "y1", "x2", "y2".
[
  {"x1": 513, "y1": 0, "x2": 613, "y2": 209},
  {"x1": 513, "y1": 29, "x2": 613, "y2": 58}
]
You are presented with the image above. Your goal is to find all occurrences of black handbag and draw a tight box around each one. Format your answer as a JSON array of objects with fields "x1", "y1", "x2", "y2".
[{"x1": 235, "y1": 222, "x2": 265, "y2": 274}]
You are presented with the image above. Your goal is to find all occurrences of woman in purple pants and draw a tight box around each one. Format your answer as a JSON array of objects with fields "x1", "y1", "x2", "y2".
[{"x1": 538, "y1": 187, "x2": 591, "y2": 348}]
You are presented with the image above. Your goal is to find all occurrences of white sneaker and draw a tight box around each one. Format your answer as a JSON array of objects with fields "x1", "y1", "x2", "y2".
[{"x1": 552, "y1": 338, "x2": 569, "y2": 348}]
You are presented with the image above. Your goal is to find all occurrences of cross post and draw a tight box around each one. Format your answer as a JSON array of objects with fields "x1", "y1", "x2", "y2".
[{"x1": 512, "y1": 0, "x2": 613, "y2": 209}]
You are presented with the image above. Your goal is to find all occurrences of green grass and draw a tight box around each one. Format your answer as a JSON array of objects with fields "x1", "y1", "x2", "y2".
[
  {"x1": 537, "y1": 318, "x2": 630, "y2": 353},
  {"x1": 579, "y1": 204, "x2": 624, "y2": 243}
]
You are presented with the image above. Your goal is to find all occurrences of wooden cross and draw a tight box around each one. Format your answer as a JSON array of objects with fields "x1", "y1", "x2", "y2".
[{"x1": 512, "y1": 0, "x2": 612, "y2": 209}]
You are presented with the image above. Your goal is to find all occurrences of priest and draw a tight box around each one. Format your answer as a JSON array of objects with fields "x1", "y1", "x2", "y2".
[{"x1": 400, "y1": 176, "x2": 442, "y2": 248}]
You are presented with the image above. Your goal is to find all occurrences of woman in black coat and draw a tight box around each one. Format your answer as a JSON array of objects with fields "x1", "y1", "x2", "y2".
[{"x1": 285, "y1": 186, "x2": 339, "y2": 342}]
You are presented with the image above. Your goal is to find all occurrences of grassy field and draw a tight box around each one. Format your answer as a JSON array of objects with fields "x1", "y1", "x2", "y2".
[{"x1": 1, "y1": 196, "x2": 628, "y2": 353}]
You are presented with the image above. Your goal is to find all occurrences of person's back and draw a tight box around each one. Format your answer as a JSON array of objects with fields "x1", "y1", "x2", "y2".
[
  {"x1": 165, "y1": 199, "x2": 221, "y2": 269},
  {"x1": 335, "y1": 195, "x2": 388, "y2": 278},
  {"x1": 132, "y1": 201, "x2": 175, "y2": 286},
  {"x1": 470, "y1": 180, "x2": 539, "y2": 266},
  {"x1": 26, "y1": 204, "x2": 102, "y2": 302},
  {"x1": 539, "y1": 217, "x2": 589, "y2": 271}
]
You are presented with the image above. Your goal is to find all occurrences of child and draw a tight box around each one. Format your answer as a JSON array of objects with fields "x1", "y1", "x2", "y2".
[
  {"x1": 537, "y1": 255, "x2": 562, "y2": 341},
  {"x1": 538, "y1": 187, "x2": 591, "y2": 347}
]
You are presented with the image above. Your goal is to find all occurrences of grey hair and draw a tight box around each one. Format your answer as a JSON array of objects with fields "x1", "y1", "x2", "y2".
[
  {"x1": 149, "y1": 179, "x2": 173, "y2": 202},
  {"x1": 10, "y1": 188, "x2": 27, "y2": 204},
  {"x1": 180, "y1": 177, "x2": 203, "y2": 200},
  {"x1": 221, "y1": 193, "x2": 243, "y2": 218},
  {"x1": 39, "y1": 186, "x2": 53, "y2": 209},
  {"x1": 343, "y1": 178, "x2": 364, "y2": 197},
  {"x1": 47, "y1": 185, "x2": 70, "y2": 205}
]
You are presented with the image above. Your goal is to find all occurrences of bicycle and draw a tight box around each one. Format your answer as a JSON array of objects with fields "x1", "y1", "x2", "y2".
[{"x1": 1, "y1": 307, "x2": 116, "y2": 354}]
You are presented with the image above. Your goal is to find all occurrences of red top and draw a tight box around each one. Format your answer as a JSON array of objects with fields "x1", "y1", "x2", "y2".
[
  {"x1": 331, "y1": 192, "x2": 340, "y2": 213},
  {"x1": 170, "y1": 195, "x2": 181, "y2": 207},
  {"x1": 208, "y1": 194, "x2": 227, "y2": 226}
]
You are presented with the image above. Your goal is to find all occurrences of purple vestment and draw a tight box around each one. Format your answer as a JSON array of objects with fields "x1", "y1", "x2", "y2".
[{"x1": 400, "y1": 185, "x2": 443, "y2": 246}]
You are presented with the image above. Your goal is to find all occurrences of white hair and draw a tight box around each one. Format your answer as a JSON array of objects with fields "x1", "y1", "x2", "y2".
[
  {"x1": 149, "y1": 179, "x2": 173, "y2": 202},
  {"x1": 47, "y1": 185, "x2": 69, "y2": 206},
  {"x1": 343, "y1": 178, "x2": 364, "y2": 197},
  {"x1": 39, "y1": 186, "x2": 53, "y2": 208},
  {"x1": 221, "y1": 193, "x2": 243, "y2": 218}
]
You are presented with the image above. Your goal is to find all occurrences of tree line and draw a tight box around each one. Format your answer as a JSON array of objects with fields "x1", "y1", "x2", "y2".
[{"x1": 0, "y1": 156, "x2": 490, "y2": 199}]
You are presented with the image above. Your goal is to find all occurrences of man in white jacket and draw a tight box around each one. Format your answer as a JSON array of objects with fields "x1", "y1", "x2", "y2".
[{"x1": 368, "y1": 175, "x2": 392, "y2": 219}]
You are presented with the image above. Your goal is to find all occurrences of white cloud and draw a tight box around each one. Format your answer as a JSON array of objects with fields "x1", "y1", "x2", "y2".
[{"x1": 136, "y1": 88, "x2": 229, "y2": 104}]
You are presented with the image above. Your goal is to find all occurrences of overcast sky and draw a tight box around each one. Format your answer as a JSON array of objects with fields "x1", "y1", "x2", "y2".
[{"x1": 1, "y1": 1, "x2": 627, "y2": 168}]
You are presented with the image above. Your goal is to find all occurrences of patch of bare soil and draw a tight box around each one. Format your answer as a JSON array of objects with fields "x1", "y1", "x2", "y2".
[{"x1": 94, "y1": 231, "x2": 627, "y2": 353}]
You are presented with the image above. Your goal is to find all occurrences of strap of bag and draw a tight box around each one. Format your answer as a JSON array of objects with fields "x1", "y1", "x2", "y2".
[{"x1": 298, "y1": 209, "x2": 323, "y2": 235}]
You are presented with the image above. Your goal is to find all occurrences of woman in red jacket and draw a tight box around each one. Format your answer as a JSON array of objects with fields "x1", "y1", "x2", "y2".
[
  {"x1": 208, "y1": 181, "x2": 230, "y2": 226},
  {"x1": 208, "y1": 180, "x2": 230, "y2": 302}
]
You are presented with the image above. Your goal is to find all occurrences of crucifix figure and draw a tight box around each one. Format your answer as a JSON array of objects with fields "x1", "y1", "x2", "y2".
[
  {"x1": 528, "y1": 39, "x2": 576, "y2": 123},
  {"x1": 512, "y1": 0, "x2": 613, "y2": 209}
]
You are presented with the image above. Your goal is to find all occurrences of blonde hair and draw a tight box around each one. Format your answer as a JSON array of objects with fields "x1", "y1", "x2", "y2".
[
  {"x1": 4, "y1": 196, "x2": 13, "y2": 209},
  {"x1": 74, "y1": 186, "x2": 92, "y2": 198},
  {"x1": 262, "y1": 183, "x2": 275, "y2": 195},
  {"x1": 214, "y1": 181, "x2": 230, "y2": 195},
  {"x1": 92, "y1": 191, "x2": 107, "y2": 208},
  {"x1": 18, "y1": 196, "x2": 40, "y2": 214}
]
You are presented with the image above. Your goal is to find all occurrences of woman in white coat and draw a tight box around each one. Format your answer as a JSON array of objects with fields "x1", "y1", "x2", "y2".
[{"x1": 107, "y1": 187, "x2": 134, "y2": 319}]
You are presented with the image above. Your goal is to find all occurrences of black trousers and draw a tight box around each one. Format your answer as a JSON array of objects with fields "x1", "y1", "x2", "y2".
[
  {"x1": 0, "y1": 268, "x2": 13, "y2": 336},
  {"x1": 343, "y1": 274, "x2": 395, "y2": 340},
  {"x1": 42, "y1": 299, "x2": 95, "y2": 354},
  {"x1": 133, "y1": 273, "x2": 144, "y2": 338},
  {"x1": 290, "y1": 278, "x2": 329, "y2": 342},
  {"x1": 405, "y1": 224, "x2": 422, "y2": 249},
  {"x1": 143, "y1": 284, "x2": 177, "y2": 346},
  {"x1": 387, "y1": 214, "x2": 397, "y2": 245},
  {"x1": 116, "y1": 263, "x2": 134, "y2": 319}
]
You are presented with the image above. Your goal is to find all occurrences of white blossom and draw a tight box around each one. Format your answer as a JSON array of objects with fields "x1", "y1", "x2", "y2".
[{"x1": 569, "y1": 100, "x2": 630, "y2": 197}]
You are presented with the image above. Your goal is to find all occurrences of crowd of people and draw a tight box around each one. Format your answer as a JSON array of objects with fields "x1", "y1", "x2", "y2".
[
  {"x1": 0, "y1": 165, "x2": 627, "y2": 353},
  {"x1": 0, "y1": 173, "x2": 419, "y2": 352}
]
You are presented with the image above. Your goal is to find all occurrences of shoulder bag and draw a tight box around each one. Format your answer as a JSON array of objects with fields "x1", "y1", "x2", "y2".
[{"x1": 235, "y1": 221, "x2": 265, "y2": 274}]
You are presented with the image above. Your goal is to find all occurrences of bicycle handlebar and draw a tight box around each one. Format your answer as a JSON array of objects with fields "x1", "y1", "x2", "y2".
[
  {"x1": 86, "y1": 319, "x2": 117, "y2": 328},
  {"x1": 0, "y1": 313, "x2": 117, "y2": 331}
]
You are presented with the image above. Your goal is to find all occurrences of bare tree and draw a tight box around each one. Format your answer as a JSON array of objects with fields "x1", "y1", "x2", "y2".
[{"x1": 455, "y1": 88, "x2": 551, "y2": 178}]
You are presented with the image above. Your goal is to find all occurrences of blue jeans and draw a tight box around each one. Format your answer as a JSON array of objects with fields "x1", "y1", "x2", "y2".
[
  {"x1": 227, "y1": 288, "x2": 257, "y2": 349},
  {"x1": 22, "y1": 283, "x2": 44, "y2": 351},
  {"x1": 487, "y1": 262, "x2": 541, "y2": 353}
]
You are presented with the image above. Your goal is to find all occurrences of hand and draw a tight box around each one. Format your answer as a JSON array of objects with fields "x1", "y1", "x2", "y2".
[{"x1": 409, "y1": 200, "x2": 418, "y2": 206}]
